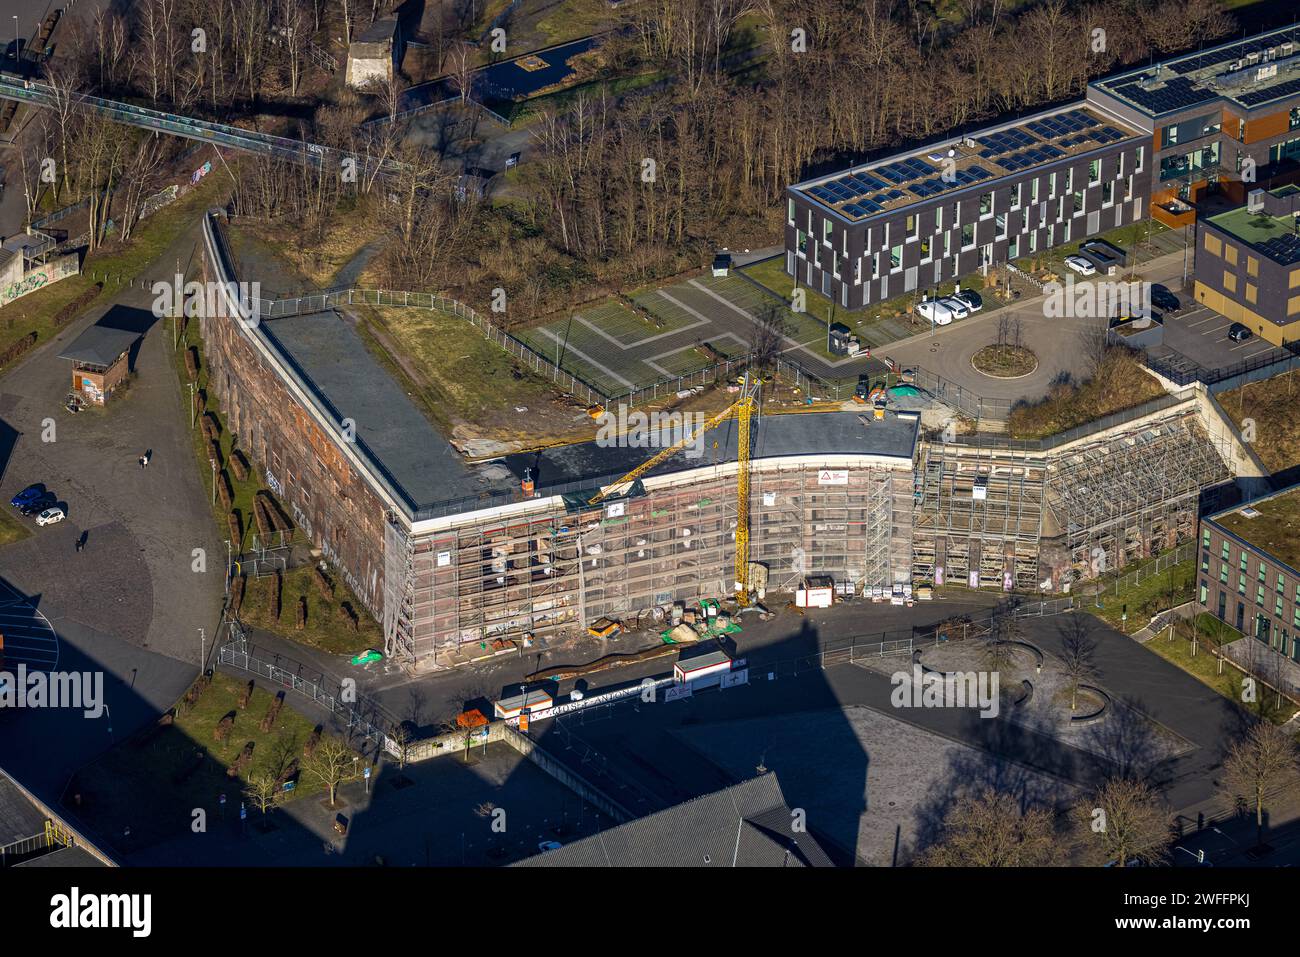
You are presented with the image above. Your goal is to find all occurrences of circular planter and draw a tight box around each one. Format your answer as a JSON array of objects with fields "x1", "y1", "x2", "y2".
[{"x1": 971, "y1": 344, "x2": 1039, "y2": 379}]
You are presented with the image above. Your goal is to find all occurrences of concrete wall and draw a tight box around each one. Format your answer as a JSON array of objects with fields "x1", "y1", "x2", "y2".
[{"x1": 0, "y1": 252, "x2": 79, "y2": 307}]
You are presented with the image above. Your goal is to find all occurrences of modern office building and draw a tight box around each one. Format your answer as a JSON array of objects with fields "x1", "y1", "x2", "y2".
[
  {"x1": 787, "y1": 23, "x2": 1300, "y2": 310},
  {"x1": 1198, "y1": 481, "x2": 1300, "y2": 662},
  {"x1": 785, "y1": 103, "x2": 1148, "y2": 311},
  {"x1": 1193, "y1": 185, "x2": 1300, "y2": 343},
  {"x1": 1091, "y1": 24, "x2": 1300, "y2": 225}
]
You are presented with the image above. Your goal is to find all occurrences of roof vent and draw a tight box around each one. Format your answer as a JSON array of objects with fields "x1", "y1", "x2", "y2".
[
  {"x1": 1247, "y1": 51, "x2": 1260, "y2": 65},
  {"x1": 1240, "y1": 506, "x2": 1261, "y2": 518},
  {"x1": 1248, "y1": 188, "x2": 1266, "y2": 213}
]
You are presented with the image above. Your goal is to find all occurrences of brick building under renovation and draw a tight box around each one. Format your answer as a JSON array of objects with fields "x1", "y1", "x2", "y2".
[{"x1": 200, "y1": 214, "x2": 1243, "y2": 671}]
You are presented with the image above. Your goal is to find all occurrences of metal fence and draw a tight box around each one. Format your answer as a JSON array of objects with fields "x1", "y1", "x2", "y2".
[
  {"x1": 1092, "y1": 541, "x2": 1196, "y2": 597},
  {"x1": 217, "y1": 627, "x2": 396, "y2": 749},
  {"x1": 1146, "y1": 342, "x2": 1300, "y2": 390}
]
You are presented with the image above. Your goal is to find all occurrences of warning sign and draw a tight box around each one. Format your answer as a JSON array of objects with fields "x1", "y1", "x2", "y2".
[{"x1": 817, "y1": 469, "x2": 848, "y2": 485}]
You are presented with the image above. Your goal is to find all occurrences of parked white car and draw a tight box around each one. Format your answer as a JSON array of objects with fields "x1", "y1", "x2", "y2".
[
  {"x1": 951, "y1": 289, "x2": 983, "y2": 312},
  {"x1": 36, "y1": 506, "x2": 65, "y2": 526},
  {"x1": 916, "y1": 299, "x2": 955, "y2": 326},
  {"x1": 938, "y1": 296, "x2": 970, "y2": 320},
  {"x1": 1064, "y1": 255, "x2": 1097, "y2": 277}
]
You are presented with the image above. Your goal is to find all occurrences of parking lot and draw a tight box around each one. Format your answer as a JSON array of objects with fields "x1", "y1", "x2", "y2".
[{"x1": 1147, "y1": 292, "x2": 1290, "y2": 378}]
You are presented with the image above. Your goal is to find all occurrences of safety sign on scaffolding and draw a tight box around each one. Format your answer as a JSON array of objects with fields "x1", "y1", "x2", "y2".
[{"x1": 817, "y1": 469, "x2": 848, "y2": 486}]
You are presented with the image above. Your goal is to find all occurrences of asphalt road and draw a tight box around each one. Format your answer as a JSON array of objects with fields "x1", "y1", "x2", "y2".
[{"x1": 0, "y1": 223, "x2": 222, "y2": 817}]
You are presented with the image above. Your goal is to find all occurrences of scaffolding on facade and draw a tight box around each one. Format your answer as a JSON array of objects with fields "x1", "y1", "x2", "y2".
[
  {"x1": 1043, "y1": 412, "x2": 1232, "y2": 583},
  {"x1": 911, "y1": 441, "x2": 1047, "y2": 590}
]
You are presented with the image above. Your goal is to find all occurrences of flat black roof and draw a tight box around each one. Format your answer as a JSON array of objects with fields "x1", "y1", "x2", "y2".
[
  {"x1": 57, "y1": 324, "x2": 140, "y2": 367},
  {"x1": 262, "y1": 313, "x2": 919, "y2": 520},
  {"x1": 261, "y1": 312, "x2": 507, "y2": 513}
]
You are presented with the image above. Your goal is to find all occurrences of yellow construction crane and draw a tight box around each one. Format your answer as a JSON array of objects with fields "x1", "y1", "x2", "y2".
[{"x1": 588, "y1": 376, "x2": 759, "y2": 605}]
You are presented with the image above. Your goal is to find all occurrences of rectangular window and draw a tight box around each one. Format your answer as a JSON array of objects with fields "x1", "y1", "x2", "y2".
[
  {"x1": 1201, "y1": 552, "x2": 1209, "y2": 573},
  {"x1": 1220, "y1": 563, "x2": 1229, "y2": 584},
  {"x1": 1008, "y1": 236, "x2": 1019, "y2": 259},
  {"x1": 1049, "y1": 172, "x2": 1057, "y2": 199},
  {"x1": 1200, "y1": 582, "x2": 1208, "y2": 604},
  {"x1": 1072, "y1": 190, "x2": 1085, "y2": 215},
  {"x1": 1278, "y1": 574, "x2": 1286, "y2": 594},
  {"x1": 1088, "y1": 159, "x2": 1101, "y2": 185},
  {"x1": 1257, "y1": 585, "x2": 1265, "y2": 605},
  {"x1": 961, "y1": 223, "x2": 974, "y2": 248},
  {"x1": 1162, "y1": 124, "x2": 1179, "y2": 148},
  {"x1": 1202, "y1": 530, "x2": 1211, "y2": 549},
  {"x1": 1240, "y1": 553, "x2": 1249, "y2": 572},
  {"x1": 1224, "y1": 271, "x2": 1237, "y2": 293},
  {"x1": 823, "y1": 219, "x2": 833, "y2": 246},
  {"x1": 890, "y1": 244, "x2": 902, "y2": 270},
  {"x1": 1222, "y1": 541, "x2": 1230, "y2": 561},
  {"x1": 920, "y1": 237, "x2": 931, "y2": 260},
  {"x1": 995, "y1": 212, "x2": 1007, "y2": 239},
  {"x1": 979, "y1": 192, "x2": 994, "y2": 217},
  {"x1": 1032, "y1": 178, "x2": 1040, "y2": 204},
  {"x1": 906, "y1": 214, "x2": 918, "y2": 239},
  {"x1": 1064, "y1": 168, "x2": 1074, "y2": 193},
  {"x1": 788, "y1": 199, "x2": 795, "y2": 224},
  {"x1": 1258, "y1": 564, "x2": 1267, "y2": 583},
  {"x1": 1102, "y1": 181, "x2": 1113, "y2": 205},
  {"x1": 935, "y1": 208, "x2": 943, "y2": 231},
  {"x1": 1010, "y1": 183, "x2": 1022, "y2": 209},
  {"x1": 1238, "y1": 573, "x2": 1247, "y2": 595},
  {"x1": 1135, "y1": 146, "x2": 1144, "y2": 172},
  {"x1": 1276, "y1": 596, "x2": 1284, "y2": 617},
  {"x1": 797, "y1": 230, "x2": 808, "y2": 256}
]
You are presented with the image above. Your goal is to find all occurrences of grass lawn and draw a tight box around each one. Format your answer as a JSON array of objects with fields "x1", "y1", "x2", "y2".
[
  {"x1": 240, "y1": 565, "x2": 380, "y2": 657},
  {"x1": 0, "y1": 171, "x2": 230, "y2": 376},
  {"x1": 1091, "y1": 557, "x2": 1196, "y2": 635},
  {"x1": 69, "y1": 671, "x2": 361, "y2": 849},
  {"x1": 0, "y1": 508, "x2": 31, "y2": 547},
  {"x1": 1141, "y1": 614, "x2": 1297, "y2": 724},
  {"x1": 354, "y1": 303, "x2": 569, "y2": 437},
  {"x1": 1217, "y1": 369, "x2": 1300, "y2": 475}
]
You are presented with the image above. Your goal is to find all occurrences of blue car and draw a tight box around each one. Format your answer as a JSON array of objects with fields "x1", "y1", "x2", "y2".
[{"x1": 9, "y1": 484, "x2": 44, "y2": 508}]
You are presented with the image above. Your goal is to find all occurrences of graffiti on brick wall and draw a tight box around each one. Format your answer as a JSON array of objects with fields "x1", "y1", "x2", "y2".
[
  {"x1": 264, "y1": 468, "x2": 283, "y2": 497},
  {"x1": 290, "y1": 501, "x2": 313, "y2": 540}
]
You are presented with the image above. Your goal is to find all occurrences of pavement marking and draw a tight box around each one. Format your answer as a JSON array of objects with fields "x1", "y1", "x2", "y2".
[
  {"x1": 574, "y1": 312, "x2": 709, "y2": 350},
  {"x1": 0, "y1": 581, "x2": 59, "y2": 669},
  {"x1": 533, "y1": 327, "x2": 636, "y2": 389}
]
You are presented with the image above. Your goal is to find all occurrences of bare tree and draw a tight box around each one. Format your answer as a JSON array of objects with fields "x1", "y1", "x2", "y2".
[
  {"x1": 244, "y1": 771, "x2": 280, "y2": 816},
  {"x1": 749, "y1": 300, "x2": 789, "y2": 373},
  {"x1": 302, "y1": 736, "x2": 354, "y2": 806},
  {"x1": 919, "y1": 787, "x2": 1056, "y2": 866},
  {"x1": 1074, "y1": 777, "x2": 1169, "y2": 867},
  {"x1": 1221, "y1": 721, "x2": 1300, "y2": 848},
  {"x1": 1058, "y1": 613, "x2": 1099, "y2": 711}
]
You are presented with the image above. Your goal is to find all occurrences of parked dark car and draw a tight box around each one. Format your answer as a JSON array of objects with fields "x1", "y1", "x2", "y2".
[
  {"x1": 1150, "y1": 284, "x2": 1180, "y2": 314},
  {"x1": 1228, "y1": 322, "x2": 1253, "y2": 343},
  {"x1": 951, "y1": 289, "x2": 983, "y2": 312},
  {"x1": 19, "y1": 492, "x2": 56, "y2": 516},
  {"x1": 9, "y1": 484, "x2": 44, "y2": 508}
]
